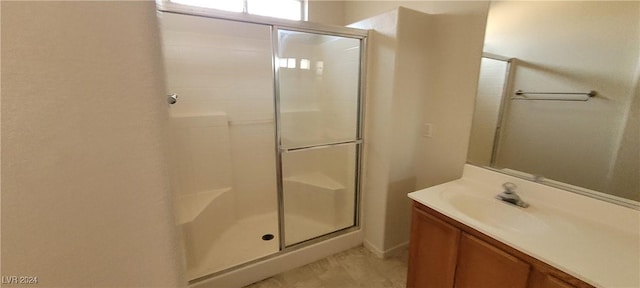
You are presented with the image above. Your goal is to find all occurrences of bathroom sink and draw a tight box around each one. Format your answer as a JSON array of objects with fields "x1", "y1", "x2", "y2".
[{"x1": 441, "y1": 189, "x2": 550, "y2": 234}]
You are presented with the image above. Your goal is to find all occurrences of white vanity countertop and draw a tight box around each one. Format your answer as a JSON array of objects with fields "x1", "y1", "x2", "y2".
[{"x1": 408, "y1": 164, "x2": 640, "y2": 288}]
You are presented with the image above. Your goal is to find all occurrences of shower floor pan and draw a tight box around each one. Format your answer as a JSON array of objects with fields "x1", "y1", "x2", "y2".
[{"x1": 186, "y1": 212, "x2": 279, "y2": 281}]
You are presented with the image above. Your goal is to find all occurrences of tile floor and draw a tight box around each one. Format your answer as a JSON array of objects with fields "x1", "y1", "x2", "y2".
[{"x1": 244, "y1": 245, "x2": 409, "y2": 288}]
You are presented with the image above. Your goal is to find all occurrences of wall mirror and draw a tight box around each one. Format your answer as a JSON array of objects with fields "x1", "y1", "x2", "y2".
[{"x1": 468, "y1": 1, "x2": 639, "y2": 208}]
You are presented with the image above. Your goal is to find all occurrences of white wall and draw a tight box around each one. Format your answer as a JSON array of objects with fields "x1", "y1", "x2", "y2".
[
  {"x1": 485, "y1": 1, "x2": 640, "y2": 195},
  {"x1": 1, "y1": 2, "x2": 183, "y2": 287},
  {"x1": 348, "y1": 2, "x2": 489, "y2": 256}
]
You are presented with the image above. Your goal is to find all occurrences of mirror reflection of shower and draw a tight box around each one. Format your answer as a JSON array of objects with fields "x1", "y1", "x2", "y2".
[{"x1": 468, "y1": 54, "x2": 512, "y2": 168}]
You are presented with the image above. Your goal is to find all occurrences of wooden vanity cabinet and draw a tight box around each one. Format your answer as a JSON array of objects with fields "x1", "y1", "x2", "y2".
[{"x1": 407, "y1": 202, "x2": 594, "y2": 288}]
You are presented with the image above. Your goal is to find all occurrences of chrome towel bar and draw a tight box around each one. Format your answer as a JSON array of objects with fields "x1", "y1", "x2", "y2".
[{"x1": 512, "y1": 90, "x2": 596, "y2": 101}]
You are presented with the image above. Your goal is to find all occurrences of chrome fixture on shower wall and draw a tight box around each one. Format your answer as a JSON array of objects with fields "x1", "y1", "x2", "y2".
[{"x1": 167, "y1": 93, "x2": 178, "y2": 104}]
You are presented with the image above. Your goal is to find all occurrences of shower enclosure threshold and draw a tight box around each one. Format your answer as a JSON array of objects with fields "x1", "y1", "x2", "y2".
[{"x1": 189, "y1": 228, "x2": 363, "y2": 287}]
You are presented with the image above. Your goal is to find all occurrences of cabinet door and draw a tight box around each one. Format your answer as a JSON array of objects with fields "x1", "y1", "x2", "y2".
[
  {"x1": 407, "y1": 205, "x2": 461, "y2": 288},
  {"x1": 454, "y1": 233, "x2": 530, "y2": 288}
]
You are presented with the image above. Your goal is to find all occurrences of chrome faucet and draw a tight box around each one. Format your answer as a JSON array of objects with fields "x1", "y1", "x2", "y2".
[{"x1": 495, "y1": 182, "x2": 529, "y2": 208}]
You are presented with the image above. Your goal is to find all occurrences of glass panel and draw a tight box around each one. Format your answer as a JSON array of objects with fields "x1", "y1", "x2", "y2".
[
  {"x1": 248, "y1": 0, "x2": 302, "y2": 21},
  {"x1": 160, "y1": 13, "x2": 278, "y2": 280},
  {"x1": 277, "y1": 30, "x2": 361, "y2": 148},
  {"x1": 282, "y1": 144, "x2": 358, "y2": 246}
]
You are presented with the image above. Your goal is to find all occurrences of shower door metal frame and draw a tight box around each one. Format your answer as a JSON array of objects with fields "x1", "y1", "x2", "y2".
[
  {"x1": 479, "y1": 53, "x2": 515, "y2": 167},
  {"x1": 157, "y1": 1, "x2": 368, "y2": 284},
  {"x1": 272, "y1": 26, "x2": 367, "y2": 251},
  {"x1": 156, "y1": 0, "x2": 368, "y2": 38}
]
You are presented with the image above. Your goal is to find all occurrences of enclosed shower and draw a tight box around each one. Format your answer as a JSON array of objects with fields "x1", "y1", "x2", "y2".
[{"x1": 158, "y1": 7, "x2": 366, "y2": 282}]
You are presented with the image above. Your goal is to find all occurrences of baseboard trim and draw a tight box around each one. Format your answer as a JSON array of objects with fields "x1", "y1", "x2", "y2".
[
  {"x1": 383, "y1": 241, "x2": 409, "y2": 258},
  {"x1": 363, "y1": 239, "x2": 384, "y2": 258},
  {"x1": 363, "y1": 239, "x2": 409, "y2": 259}
]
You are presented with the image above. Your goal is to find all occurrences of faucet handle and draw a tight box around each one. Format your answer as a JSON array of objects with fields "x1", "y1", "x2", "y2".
[{"x1": 502, "y1": 182, "x2": 517, "y2": 194}]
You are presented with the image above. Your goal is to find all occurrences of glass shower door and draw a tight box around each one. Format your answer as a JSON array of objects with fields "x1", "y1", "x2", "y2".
[
  {"x1": 276, "y1": 29, "x2": 363, "y2": 246},
  {"x1": 161, "y1": 12, "x2": 279, "y2": 280}
]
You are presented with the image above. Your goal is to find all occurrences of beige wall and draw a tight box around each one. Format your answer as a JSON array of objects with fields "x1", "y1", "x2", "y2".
[
  {"x1": 410, "y1": 2, "x2": 489, "y2": 189},
  {"x1": 348, "y1": 2, "x2": 489, "y2": 255},
  {"x1": 344, "y1": 0, "x2": 487, "y2": 25},
  {"x1": 350, "y1": 8, "x2": 400, "y2": 256},
  {"x1": 308, "y1": 0, "x2": 346, "y2": 26},
  {"x1": 342, "y1": 0, "x2": 490, "y2": 187},
  {"x1": 383, "y1": 7, "x2": 431, "y2": 252},
  {"x1": 485, "y1": 1, "x2": 640, "y2": 196},
  {"x1": 1, "y1": 2, "x2": 183, "y2": 286}
]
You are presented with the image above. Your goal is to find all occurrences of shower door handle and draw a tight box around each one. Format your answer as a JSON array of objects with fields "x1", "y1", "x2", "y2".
[
  {"x1": 168, "y1": 93, "x2": 178, "y2": 105},
  {"x1": 280, "y1": 140, "x2": 363, "y2": 153}
]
